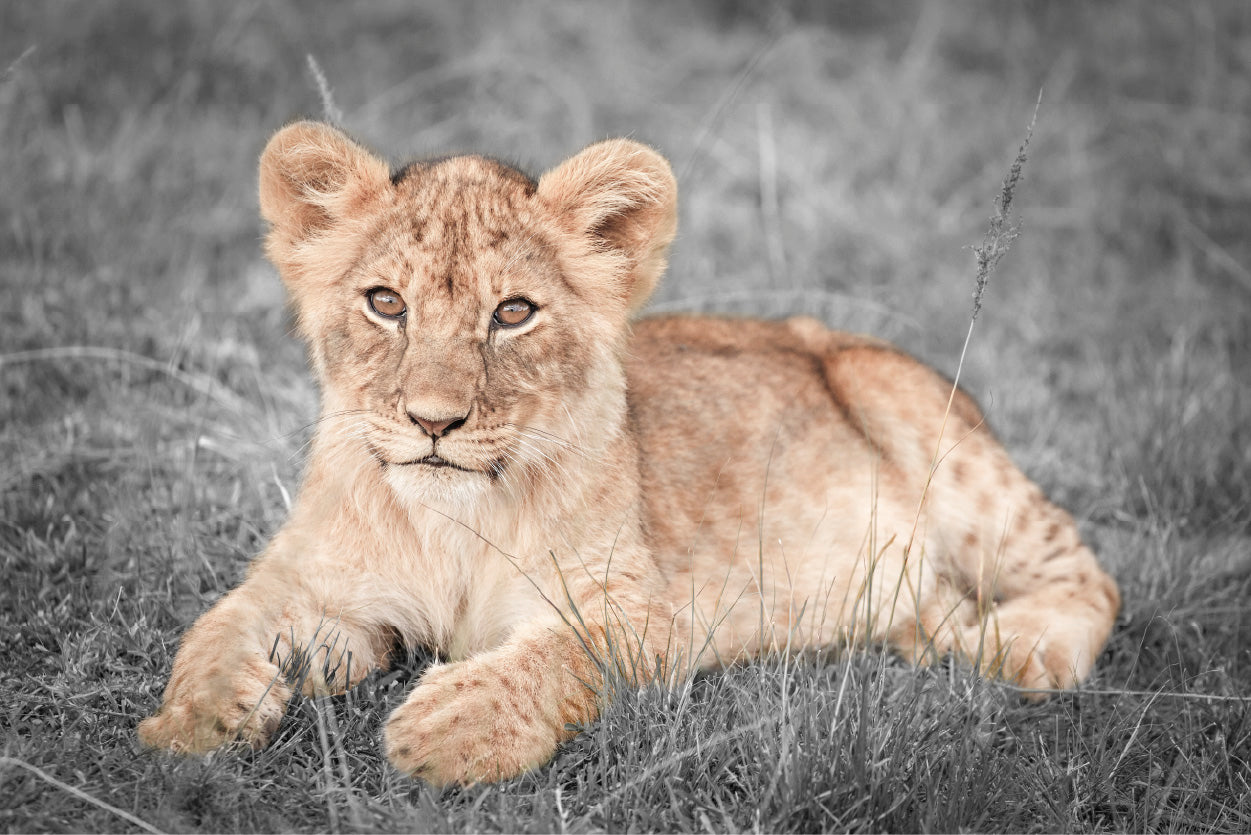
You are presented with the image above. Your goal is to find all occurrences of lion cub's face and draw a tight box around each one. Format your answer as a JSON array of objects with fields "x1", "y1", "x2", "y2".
[{"x1": 258, "y1": 123, "x2": 677, "y2": 505}]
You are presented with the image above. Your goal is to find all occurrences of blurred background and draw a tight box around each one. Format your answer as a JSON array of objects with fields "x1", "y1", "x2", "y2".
[
  {"x1": 5, "y1": 0, "x2": 1249, "y2": 562},
  {"x1": 1, "y1": 2, "x2": 1249, "y2": 830}
]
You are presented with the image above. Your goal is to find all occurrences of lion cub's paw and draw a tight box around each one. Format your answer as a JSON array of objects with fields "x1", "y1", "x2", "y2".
[
  {"x1": 383, "y1": 659, "x2": 560, "y2": 785},
  {"x1": 137, "y1": 656, "x2": 291, "y2": 754},
  {"x1": 957, "y1": 614, "x2": 1093, "y2": 700}
]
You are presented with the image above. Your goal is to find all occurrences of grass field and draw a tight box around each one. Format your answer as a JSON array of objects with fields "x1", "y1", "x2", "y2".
[{"x1": 2, "y1": 1, "x2": 1250, "y2": 832}]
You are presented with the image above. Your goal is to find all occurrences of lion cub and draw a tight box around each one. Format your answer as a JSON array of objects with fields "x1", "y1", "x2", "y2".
[{"x1": 138, "y1": 121, "x2": 1119, "y2": 784}]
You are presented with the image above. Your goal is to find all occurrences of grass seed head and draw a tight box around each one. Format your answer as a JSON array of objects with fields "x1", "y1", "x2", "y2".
[{"x1": 971, "y1": 98, "x2": 1037, "y2": 321}]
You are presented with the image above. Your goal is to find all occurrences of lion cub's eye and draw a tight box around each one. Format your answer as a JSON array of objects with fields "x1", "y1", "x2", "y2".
[
  {"x1": 366, "y1": 287, "x2": 406, "y2": 319},
  {"x1": 493, "y1": 298, "x2": 535, "y2": 328}
]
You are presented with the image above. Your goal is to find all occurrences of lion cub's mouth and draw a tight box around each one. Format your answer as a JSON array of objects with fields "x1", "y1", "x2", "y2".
[
  {"x1": 393, "y1": 453, "x2": 480, "y2": 474},
  {"x1": 367, "y1": 441, "x2": 502, "y2": 481}
]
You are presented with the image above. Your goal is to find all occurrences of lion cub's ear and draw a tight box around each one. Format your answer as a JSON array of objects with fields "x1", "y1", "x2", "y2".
[
  {"x1": 258, "y1": 121, "x2": 391, "y2": 278},
  {"x1": 537, "y1": 139, "x2": 678, "y2": 314}
]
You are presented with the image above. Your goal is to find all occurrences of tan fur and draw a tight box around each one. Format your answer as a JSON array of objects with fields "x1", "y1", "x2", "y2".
[{"x1": 138, "y1": 122, "x2": 1120, "y2": 784}]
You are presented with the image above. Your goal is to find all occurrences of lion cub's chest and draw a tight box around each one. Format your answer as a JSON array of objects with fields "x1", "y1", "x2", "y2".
[
  {"x1": 441, "y1": 566, "x2": 547, "y2": 660},
  {"x1": 391, "y1": 512, "x2": 553, "y2": 660}
]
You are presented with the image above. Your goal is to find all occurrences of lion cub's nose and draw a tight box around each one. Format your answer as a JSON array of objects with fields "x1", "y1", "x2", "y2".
[{"x1": 408, "y1": 411, "x2": 468, "y2": 439}]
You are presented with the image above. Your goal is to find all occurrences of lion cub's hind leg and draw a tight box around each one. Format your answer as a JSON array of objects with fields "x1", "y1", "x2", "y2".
[
  {"x1": 927, "y1": 431, "x2": 1121, "y2": 695},
  {"x1": 811, "y1": 332, "x2": 1120, "y2": 696}
]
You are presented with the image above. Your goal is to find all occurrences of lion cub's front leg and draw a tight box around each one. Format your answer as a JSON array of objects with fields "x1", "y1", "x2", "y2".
[
  {"x1": 384, "y1": 625, "x2": 604, "y2": 785},
  {"x1": 137, "y1": 587, "x2": 293, "y2": 753},
  {"x1": 139, "y1": 562, "x2": 386, "y2": 754}
]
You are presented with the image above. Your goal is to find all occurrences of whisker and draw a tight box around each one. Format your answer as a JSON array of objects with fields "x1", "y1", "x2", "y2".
[
  {"x1": 513, "y1": 435, "x2": 565, "y2": 467},
  {"x1": 281, "y1": 409, "x2": 375, "y2": 439},
  {"x1": 510, "y1": 437, "x2": 572, "y2": 490},
  {"x1": 516, "y1": 432, "x2": 583, "y2": 460},
  {"x1": 504, "y1": 423, "x2": 590, "y2": 459},
  {"x1": 560, "y1": 403, "x2": 588, "y2": 451}
]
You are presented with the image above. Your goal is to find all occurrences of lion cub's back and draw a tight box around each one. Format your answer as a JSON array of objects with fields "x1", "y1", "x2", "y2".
[
  {"x1": 625, "y1": 312, "x2": 983, "y2": 453},
  {"x1": 625, "y1": 313, "x2": 986, "y2": 555}
]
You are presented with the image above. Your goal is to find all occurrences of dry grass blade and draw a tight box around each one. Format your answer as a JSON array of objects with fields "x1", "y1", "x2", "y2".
[
  {"x1": 0, "y1": 757, "x2": 162, "y2": 835},
  {"x1": 0, "y1": 345, "x2": 251, "y2": 411},
  {"x1": 2, "y1": 44, "x2": 36, "y2": 83},
  {"x1": 307, "y1": 53, "x2": 344, "y2": 126},
  {"x1": 903, "y1": 100, "x2": 1036, "y2": 564},
  {"x1": 679, "y1": 6, "x2": 787, "y2": 182}
]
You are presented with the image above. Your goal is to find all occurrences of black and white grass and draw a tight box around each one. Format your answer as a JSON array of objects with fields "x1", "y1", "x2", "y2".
[{"x1": 2, "y1": 2, "x2": 1249, "y2": 832}]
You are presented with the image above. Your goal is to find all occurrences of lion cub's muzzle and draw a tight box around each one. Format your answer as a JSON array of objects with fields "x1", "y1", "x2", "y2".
[{"x1": 368, "y1": 401, "x2": 504, "y2": 478}]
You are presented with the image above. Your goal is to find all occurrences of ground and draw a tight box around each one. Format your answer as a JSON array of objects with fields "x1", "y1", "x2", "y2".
[{"x1": 1, "y1": 1, "x2": 1249, "y2": 832}]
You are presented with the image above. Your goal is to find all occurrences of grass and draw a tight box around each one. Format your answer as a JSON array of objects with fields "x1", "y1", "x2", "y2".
[{"x1": 2, "y1": 0, "x2": 1250, "y2": 831}]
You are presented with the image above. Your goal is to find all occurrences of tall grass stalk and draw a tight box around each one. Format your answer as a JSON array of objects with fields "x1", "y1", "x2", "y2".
[{"x1": 898, "y1": 102, "x2": 1037, "y2": 673}]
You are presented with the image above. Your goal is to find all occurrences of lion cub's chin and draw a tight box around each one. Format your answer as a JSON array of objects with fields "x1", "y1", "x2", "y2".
[{"x1": 383, "y1": 461, "x2": 494, "y2": 511}]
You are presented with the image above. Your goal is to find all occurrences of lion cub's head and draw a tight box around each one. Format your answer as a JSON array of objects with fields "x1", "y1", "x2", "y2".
[{"x1": 258, "y1": 122, "x2": 677, "y2": 506}]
